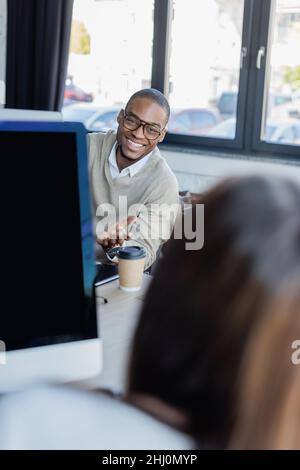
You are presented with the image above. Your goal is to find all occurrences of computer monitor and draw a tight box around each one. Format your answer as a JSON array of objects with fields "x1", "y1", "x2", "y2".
[{"x1": 0, "y1": 120, "x2": 102, "y2": 392}]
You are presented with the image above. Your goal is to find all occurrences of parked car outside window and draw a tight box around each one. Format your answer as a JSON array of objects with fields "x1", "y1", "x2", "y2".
[
  {"x1": 168, "y1": 108, "x2": 220, "y2": 135},
  {"x1": 216, "y1": 91, "x2": 293, "y2": 121},
  {"x1": 64, "y1": 77, "x2": 94, "y2": 103},
  {"x1": 207, "y1": 116, "x2": 300, "y2": 145},
  {"x1": 217, "y1": 92, "x2": 238, "y2": 120},
  {"x1": 62, "y1": 103, "x2": 121, "y2": 132}
]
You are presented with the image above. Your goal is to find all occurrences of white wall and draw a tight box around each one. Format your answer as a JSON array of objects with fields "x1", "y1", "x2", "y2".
[
  {"x1": 0, "y1": 0, "x2": 6, "y2": 106},
  {"x1": 162, "y1": 148, "x2": 300, "y2": 193}
]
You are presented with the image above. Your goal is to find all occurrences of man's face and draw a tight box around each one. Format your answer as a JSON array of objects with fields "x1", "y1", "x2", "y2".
[{"x1": 116, "y1": 97, "x2": 167, "y2": 160}]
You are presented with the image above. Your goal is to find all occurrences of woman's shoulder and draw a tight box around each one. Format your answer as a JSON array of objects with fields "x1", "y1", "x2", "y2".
[{"x1": 0, "y1": 385, "x2": 194, "y2": 450}]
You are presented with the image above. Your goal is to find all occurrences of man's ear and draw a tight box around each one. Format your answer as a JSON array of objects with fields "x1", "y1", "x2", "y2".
[
  {"x1": 158, "y1": 128, "x2": 167, "y2": 143},
  {"x1": 117, "y1": 109, "x2": 124, "y2": 124}
]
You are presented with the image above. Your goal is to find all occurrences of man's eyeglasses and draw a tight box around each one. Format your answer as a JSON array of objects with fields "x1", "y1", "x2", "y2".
[{"x1": 122, "y1": 112, "x2": 163, "y2": 140}]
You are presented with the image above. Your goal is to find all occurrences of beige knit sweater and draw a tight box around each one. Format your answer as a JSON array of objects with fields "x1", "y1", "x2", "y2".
[{"x1": 87, "y1": 131, "x2": 179, "y2": 269}]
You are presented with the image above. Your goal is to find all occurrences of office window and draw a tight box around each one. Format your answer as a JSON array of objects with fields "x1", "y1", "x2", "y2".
[
  {"x1": 63, "y1": 0, "x2": 154, "y2": 131},
  {"x1": 63, "y1": 0, "x2": 300, "y2": 159},
  {"x1": 261, "y1": 0, "x2": 300, "y2": 145},
  {"x1": 168, "y1": 0, "x2": 244, "y2": 139}
]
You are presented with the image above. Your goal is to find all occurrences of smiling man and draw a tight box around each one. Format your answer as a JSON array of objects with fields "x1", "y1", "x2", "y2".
[{"x1": 87, "y1": 88, "x2": 179, "y2": 270}]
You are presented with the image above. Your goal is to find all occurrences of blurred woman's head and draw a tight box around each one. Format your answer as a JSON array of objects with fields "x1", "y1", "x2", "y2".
[{"x1": 127, "y1": 174, "x2": 300, "y2": 448}]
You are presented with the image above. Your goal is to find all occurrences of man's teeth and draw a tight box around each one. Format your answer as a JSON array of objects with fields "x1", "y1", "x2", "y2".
[{"x1": 127, "y1": 139, "x2": 143, "y2": 148}]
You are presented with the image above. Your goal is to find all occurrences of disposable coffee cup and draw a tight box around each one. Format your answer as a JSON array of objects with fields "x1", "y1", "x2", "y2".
[{"x1": 117, "y1": 246, "x2": 146, "y2": 292}]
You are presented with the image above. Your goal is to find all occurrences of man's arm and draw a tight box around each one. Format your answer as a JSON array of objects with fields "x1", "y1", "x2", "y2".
[
  {"x1": 95, "y1": 178, "x2": 179, "y2": 269},
  {"x1": 124, "y1": 176, "x2": 180, "y2": 269}
]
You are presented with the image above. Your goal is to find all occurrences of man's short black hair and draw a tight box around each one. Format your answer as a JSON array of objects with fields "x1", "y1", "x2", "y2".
[{"x1": 126, "y1": 88, "x2": 170, "y2": 122}]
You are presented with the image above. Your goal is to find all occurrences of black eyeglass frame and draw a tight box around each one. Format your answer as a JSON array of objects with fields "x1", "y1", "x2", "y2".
[{"x1": 121, "y1": 111, "x2": 165, "y2": 140}]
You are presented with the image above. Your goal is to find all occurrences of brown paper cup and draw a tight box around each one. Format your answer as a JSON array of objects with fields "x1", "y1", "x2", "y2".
[
  {"x1": 118, "y1": 257, "x2": 146, "y2": 291},
  {"x1": 117, "y1": 246, "x2": 146, "y2": 291}
]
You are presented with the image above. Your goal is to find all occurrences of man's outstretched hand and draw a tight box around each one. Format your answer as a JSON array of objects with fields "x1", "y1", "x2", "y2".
[{"x1": 96, "y1": 215, "x2": 137, "y2": 250}]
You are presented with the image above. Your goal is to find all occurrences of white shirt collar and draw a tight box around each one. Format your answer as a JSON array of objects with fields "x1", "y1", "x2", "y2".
[{"x1": 108, "y1": 142, "x2": 153, "y2": 179}]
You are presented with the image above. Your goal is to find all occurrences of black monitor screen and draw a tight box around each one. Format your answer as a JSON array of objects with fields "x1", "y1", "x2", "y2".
[{"x1": 0, "y1": 127, "x2": 97, "y2": 351}]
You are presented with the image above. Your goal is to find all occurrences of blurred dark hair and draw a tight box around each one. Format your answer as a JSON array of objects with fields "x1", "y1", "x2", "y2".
[
  {"x1": 126, "y1": 88, "x2": 170, "y2": 121},
  {"x1": 127, "y1": 174, "x2": 300, "y2": 448}
]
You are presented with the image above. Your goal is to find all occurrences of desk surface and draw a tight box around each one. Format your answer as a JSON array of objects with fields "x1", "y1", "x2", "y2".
[{"x1": 85, "y1": 274, "x2": 152, "y2": 393}]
